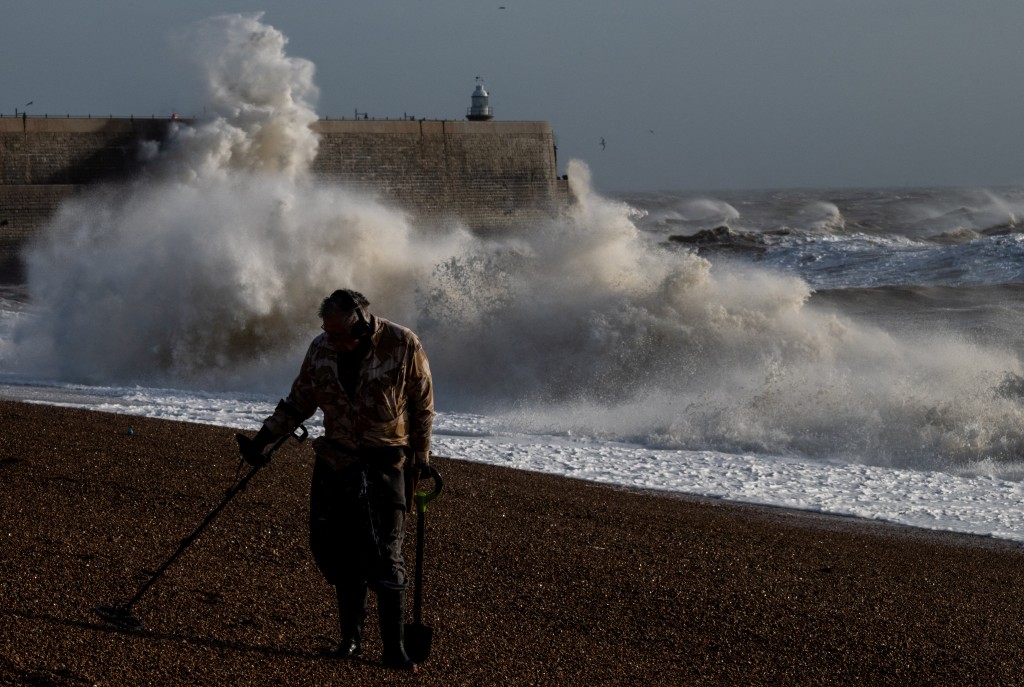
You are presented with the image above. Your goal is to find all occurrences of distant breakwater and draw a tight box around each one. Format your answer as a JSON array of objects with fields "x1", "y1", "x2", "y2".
[{"x1": 0, "y1": 116, "x2": 570, "y2": 282}]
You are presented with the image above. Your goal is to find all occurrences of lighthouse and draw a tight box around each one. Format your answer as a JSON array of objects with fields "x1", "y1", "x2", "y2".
[{"x1": 466, "y1": 81, "x2": 494, "y2": 121}]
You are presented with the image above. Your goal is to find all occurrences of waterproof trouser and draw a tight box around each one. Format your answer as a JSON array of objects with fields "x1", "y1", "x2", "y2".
[{"x1": 309, "y1": 445, "x2": 408, "y2": 593}]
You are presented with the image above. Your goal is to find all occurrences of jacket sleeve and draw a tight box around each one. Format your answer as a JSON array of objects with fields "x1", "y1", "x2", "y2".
[
  {"x1": 263, "y1": 343, "x2": 319, "y2": 436},
  {"x1": 406, "y1": 336, "x2": 434, "y2": 456}
]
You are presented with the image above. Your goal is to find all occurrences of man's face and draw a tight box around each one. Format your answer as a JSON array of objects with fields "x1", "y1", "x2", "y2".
[{"x1": 321, "y1": 309, "x2": 359, "y2": 348}]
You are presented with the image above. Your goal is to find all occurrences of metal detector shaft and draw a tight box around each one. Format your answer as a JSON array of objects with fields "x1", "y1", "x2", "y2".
[{"x1": 99, "y1": 424, "x2": 307, "y2": 622}]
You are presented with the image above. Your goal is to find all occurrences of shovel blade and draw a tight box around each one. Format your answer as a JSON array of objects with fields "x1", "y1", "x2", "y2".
[{"x1": 405, "y1": 622, "x2": 433, "y2": 663}]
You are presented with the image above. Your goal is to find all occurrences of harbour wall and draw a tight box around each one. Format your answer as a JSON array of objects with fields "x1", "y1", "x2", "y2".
[{"x1": 0, "y1": 116, "x2": 571, "y2": 282}]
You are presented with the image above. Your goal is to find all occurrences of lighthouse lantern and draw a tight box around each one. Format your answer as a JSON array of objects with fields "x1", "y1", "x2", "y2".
[{"x1": 467, "y1": 82, "x2": 494, "y2": 121}]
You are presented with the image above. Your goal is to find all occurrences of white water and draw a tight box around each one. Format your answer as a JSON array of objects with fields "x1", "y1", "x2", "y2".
[
  {"x1": 2, "y1": 378, "x2": 1024, "y2": 543},
  {"x1": 3, "y1": 13, "x2": 1024, "y2": 545}
]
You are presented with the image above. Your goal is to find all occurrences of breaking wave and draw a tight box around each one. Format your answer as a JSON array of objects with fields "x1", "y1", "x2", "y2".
[{"x1": 7, "y1": 13, "x2": 1024, "y2": 477}]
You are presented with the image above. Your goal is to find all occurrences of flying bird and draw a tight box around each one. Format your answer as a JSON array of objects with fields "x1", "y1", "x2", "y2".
[{"x1": 600, "y1": 137, "x2": 606, "y2": 150}]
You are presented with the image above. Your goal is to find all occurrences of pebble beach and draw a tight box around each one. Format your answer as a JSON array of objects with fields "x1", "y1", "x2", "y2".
[{"x1": 2, "y1": 399, "x2": 1024, "y2": 686}]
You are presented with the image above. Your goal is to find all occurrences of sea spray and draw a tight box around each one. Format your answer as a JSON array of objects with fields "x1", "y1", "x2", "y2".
[
  {"x1": 164, "y1": 12, "x2": 321, "y2": 182},
  {"x1": 13, "y1": 13, "x2": 470, "y2": 389},
  {"x1": 414, "y1": 166, "x2": 1024, "y2": 471},
  {"x1": 8, "y1": 14, "x2": 1024, "y2": 476}
]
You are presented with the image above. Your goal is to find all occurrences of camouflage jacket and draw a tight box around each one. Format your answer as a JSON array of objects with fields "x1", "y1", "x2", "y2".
[{"x1": 264, "y1": 315, "x2": 433, "y2": 455}]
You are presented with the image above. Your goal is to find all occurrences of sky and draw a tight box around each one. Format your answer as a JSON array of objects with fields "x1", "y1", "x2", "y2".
[{"x1": 4, "y1": 1, "x2": 1024, "y2": 192}]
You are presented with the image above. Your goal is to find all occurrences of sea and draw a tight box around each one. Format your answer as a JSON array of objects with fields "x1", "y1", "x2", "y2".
[{"x1": 4, "y1": 14, "x2": 1024, "y2": 544}]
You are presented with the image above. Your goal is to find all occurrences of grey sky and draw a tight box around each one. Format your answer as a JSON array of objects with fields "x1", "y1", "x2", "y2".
[{"x1": 4, "y1": 1, "x2": 1024, "y2": 192}]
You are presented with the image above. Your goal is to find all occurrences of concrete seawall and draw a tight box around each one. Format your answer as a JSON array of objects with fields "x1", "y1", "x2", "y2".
[{"x1": 0, "y1": 116, "x2": 571, "y2": 281}]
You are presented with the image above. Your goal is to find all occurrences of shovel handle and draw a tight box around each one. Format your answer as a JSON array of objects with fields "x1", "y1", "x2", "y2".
[
  {"x1": 414, "y1": 465, "x2": 443, "y2": 513},
  {"x1": 412, "y1": 464, "x2": 441, "y2": 627}
]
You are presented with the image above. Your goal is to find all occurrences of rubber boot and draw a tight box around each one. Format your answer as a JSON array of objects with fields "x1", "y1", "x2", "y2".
[
  {"x1": 378, "y1": 588, "x2": 418, "y2": 672},
  {"x1": 325, "y1": 583, "x2": 367, "y2": 659}
]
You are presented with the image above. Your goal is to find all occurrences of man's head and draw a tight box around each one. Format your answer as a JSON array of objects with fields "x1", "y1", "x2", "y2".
[
  {"x1": 319, "y1": 289, "x2": 370, "y2": 318},
  {"x1": 319, "y1": 289, "x2": 371, "y2": 345}
]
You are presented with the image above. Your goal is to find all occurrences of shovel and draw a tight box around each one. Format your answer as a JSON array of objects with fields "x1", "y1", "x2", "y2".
[{"x1": 405, "y1": 464, "x2": 443, "y2": 663}]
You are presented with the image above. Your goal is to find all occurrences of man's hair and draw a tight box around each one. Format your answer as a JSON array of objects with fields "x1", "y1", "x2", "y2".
[{"x1": 319, "y1": 289, "x2": 370, "y2": 318}]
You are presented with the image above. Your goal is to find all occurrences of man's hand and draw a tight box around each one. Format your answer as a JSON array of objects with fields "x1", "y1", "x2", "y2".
[
  {"x1": 235, "y1": 426, "x2": 275, "y2": 467},
  {"x1": 406, "y1": 452, "x2": 432, "y2": 512}
]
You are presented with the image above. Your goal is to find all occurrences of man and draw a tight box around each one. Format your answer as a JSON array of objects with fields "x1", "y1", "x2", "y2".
[{"x1": 237, "y1": 289, "x2": 433, "y2": 672}]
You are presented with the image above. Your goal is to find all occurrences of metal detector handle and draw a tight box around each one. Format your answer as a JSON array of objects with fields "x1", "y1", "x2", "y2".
[
  {"x1": 414, "y1": 465, "x2": 443, "y2": 513},
  {"x1": 267, "y1": 423, "x2": 308, "y2": 458},
  {"x1": 235, "y1": 423, "x2": 308, "y2": 478}
]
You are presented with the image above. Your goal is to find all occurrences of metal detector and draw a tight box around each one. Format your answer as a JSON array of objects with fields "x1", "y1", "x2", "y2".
[{"x1": 93, "y1": 424, "x2": 308, "y2": 630}]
